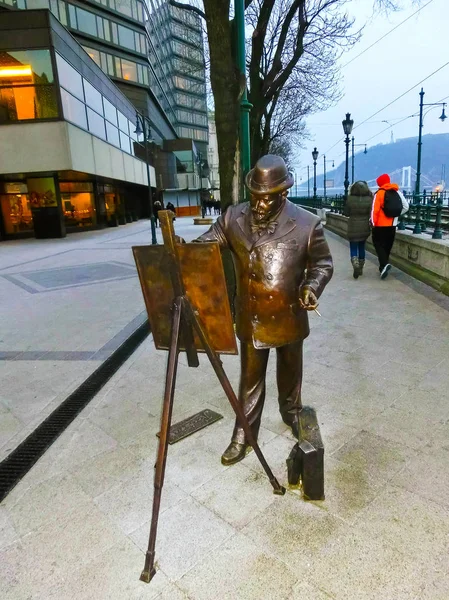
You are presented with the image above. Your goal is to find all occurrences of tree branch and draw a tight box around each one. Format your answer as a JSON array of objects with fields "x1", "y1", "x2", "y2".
[{"x1": 168, "y1": 0, "x2": 206, "y2": 21}]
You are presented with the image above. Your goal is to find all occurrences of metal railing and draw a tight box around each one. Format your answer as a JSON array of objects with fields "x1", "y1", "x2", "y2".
[{"x1": 290, "y1": 192, "x2": 448, "y2": 240}]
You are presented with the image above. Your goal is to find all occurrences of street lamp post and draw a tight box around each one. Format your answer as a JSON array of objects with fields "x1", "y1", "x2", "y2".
[
  {"x1": 413, "y1": 88, "x2": 446, "y2": 234},
  {"x1": 196, "y1": 151, "x2": 205, "y2": 218},
  {"x1": 135, "y1": 112, "x2": 157, "y2": 245},
  {"x1": 351, "y1": 137, "x2": 367, "y2": 184},
  {"x1": 312, "y1": 147, "x2": 319, "y2": 203},
  {"x1": 323, "y1": 155, "x2": 327, "y2": 201},
  {"x1": 415, "y1": 87, "x2": 447, "y2": 197},
  {"x1": 342, "y1": 113, "x2": 354, "y2": 200},
  {"x1": 235, "y1": 0, "x2": 252, "y2": 202},
  {"x1": 323, "y1": 158, "x2": 336, "y2": 201}
]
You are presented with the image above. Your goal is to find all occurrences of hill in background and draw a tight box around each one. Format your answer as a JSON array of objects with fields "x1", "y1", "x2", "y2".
[{"x1": 297, "y1": 132, "x2": 449, "y2": 194}]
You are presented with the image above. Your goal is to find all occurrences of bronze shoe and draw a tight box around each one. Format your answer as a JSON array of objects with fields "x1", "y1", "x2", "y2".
[
  {"x1": 221, "y1": 442, "x2": 250, "y2": 466},
  {"x1": 282, "y1": 414, "x2": 300, "y2": 439}
]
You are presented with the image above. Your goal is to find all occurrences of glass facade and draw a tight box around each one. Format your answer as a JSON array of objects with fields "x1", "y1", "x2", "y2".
[
  {"x1": 146, "y1": 0, "x2": 208, "y2": 145},
  {"x1": 83, "y1": 45, "x2": 149, "y2": 86},
  {"x1": 56, "y1": 52, "x2": 138, "y2": 154},
  {"x1": 0, "y1": 49, "x2": 58, "y2": 122},
  {"x1": 0, "y1": 0, "x2": 209, "y2": 147}
]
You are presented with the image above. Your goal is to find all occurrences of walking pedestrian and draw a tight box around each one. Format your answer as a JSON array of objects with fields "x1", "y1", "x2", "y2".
[
  {"x1": 166, "y1": 201, "x2": 176, "y2": 221},
  {"x1": 153, "y1": 198, "x2": 162, "y2": 227},
  {"x1": 371, "y1": 173, "x2": 409, "y2": 279},
  {"x1": 344, "y1": 180, "x2": 373, "y2": 279}
]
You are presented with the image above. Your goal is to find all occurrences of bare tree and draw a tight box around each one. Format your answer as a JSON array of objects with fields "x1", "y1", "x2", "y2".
[
  {"x1": 169, "y1": 0, "x2": 423, "y2": 209},
  {"x1": 246, "y1": 0, "x2": 360, "y2": 165}
]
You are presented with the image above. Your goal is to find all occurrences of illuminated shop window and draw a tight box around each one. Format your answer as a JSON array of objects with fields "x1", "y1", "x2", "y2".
[
  {"x1": 0, "y1": 184, "x2": 33, "y2": 235},
  {"x1": 60, "y1": 181, "x2": 97, "y2": 228},
  {"x1": 0, "y1": 49, "x2": 58, "y2": 122}
]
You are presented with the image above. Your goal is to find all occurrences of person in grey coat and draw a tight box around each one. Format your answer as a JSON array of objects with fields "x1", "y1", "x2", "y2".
[{"x1": 344, "y1": 180, "x2": 373, "y2": 279}]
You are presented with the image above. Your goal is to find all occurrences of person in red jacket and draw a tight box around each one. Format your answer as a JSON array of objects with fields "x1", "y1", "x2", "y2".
[{"x1": 371, "y1": 173, "x2": 409, "y2": 279}]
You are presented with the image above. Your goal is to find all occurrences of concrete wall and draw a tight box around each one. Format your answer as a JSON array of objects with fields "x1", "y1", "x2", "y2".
[
  {"x1": 0, "y1": 121, "x2": 155, "y2": 186},
  {"x1": 325, "y1": 212, "x2": 449, "y2": 296}
]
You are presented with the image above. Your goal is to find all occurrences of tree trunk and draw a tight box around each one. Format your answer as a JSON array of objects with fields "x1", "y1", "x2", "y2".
[{"x1": 203, "y1": 0, "x2": 240, "y2": 211}]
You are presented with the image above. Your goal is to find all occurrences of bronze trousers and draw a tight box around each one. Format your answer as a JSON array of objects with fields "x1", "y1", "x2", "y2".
[{"x1": 232, "y1": 340, "x2": 303, "y2": 444}]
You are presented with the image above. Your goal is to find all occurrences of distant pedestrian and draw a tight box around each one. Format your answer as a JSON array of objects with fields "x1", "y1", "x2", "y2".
[
  {"x1": 371, "y1": 173, "x2": 409, "y2": 279},
  {"x1": 344, "y1": 181, "x2": 373, "y2": 279},
  {"x1": 166, "y1": 201, "x2": 176, "y2": 220},
  {"x1": 153, "y1": 199, "x2": 162, "y2": 227}
]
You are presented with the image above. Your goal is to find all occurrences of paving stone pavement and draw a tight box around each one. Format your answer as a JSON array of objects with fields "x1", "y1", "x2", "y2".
[
  {"x1": 0, "y1": 219, "x2": 208, "y2": 461},
  {"x1": 1, "y1": 220, "x2": 449, "y2": 599}
]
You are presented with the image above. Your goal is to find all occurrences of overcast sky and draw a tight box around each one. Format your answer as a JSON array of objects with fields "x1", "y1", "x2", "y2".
[{"x1": 293, "y1": 0, "x2": 447, "y2": 180}]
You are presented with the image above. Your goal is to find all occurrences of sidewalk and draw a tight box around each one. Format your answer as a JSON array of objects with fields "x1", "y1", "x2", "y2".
[
  {"x1": 0, "y1": 218, "x2": 208, "y2": 462},
  {"x1": 1, "y1": 229, "x2": 449, "y2": 599}
]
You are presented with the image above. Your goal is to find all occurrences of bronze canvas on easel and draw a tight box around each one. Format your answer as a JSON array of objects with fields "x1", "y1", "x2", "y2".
[
  {"x1": 133, "y1": 242, "x2": 237, "y2": 354},
  {"x1": 132, "y1": 211, "x2": 285, "y2": 586}
]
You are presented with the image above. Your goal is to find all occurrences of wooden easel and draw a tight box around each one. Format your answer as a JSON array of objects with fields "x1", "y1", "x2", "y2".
[{"x1": 133, "y1": 211, "x2": 285, "y2": 584}]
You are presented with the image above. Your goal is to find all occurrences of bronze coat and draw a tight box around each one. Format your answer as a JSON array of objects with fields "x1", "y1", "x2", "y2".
[{"x1": 196, "y1": 200, "x2": 333, "y2": 349}]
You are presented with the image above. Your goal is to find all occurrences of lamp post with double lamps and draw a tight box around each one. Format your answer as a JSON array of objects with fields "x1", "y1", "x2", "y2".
[
  {"x1": 196, "y1": 151, "x2": 206, "y2": 218},
  {"x1": 342, "y1": 113, "x2": 354, "y2": 200},
  {"x1": 312, "y1": 147, "x2": 319, "y2": 203},
  {"x1": 415, "y1": 88, "x2": 447, "y2": 196},
  {"x1": 351, "y1": 137, "x2": 367, "y2": 184},
  {"x1": 135, "y1": 112, "x2": 157, "y2": 245},
  {"x1": 323, "y1": 156, "x2": 335, "y2": 201}
]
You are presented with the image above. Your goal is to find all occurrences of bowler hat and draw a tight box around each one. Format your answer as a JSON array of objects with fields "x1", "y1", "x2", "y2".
[{"x1": 245, "y1": 155, "x2": 294, "y2": 196}]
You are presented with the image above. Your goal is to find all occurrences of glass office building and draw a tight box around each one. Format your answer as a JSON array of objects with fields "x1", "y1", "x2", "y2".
[
  {"x1": 146, "y1": 0, "x2": 209, "y2": 154},
  {"x1": 0, "y1": 10, "x2": 156, "y2": 240},
  {"x1": 0, "y1": 1, "x2": 210, "y2": 239},
  {"x1": 0, "y1": 0, "x2": 209, "y2": 150}
]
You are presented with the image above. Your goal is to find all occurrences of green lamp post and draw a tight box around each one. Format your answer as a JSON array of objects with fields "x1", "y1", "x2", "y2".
[
  {"x1": 235, "y1": 0, "x2": 252, "y2": 202},
  {"x1": 342, "y1": 113, "x2": 354, "y2": 201},
  {"x1": 312, "y1": 147, "x2": 319, "y2": 202},
  {"x1": 415, "y1": 88, "x2": 446, "y2": 197},
  {"x1": 135, "y1": 112, "x2": 157, "y2": 245},
  {"x1": 413, "y1": 88, "x2": 446, "y2": 234}
]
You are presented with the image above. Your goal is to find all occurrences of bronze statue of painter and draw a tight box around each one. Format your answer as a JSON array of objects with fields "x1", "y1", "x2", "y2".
[{"x1": 195, "y1": 155, "x2": 333, "y2": 465}]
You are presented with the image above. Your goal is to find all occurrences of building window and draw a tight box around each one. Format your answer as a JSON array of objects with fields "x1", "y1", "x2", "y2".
[
  {"x1": 68, "y1": 3, "x2": 77, "y2": 28},
  {"x1": 103, "y1": 97, "x2": 117, "y2": 125},
  {"x1": 56, "y1": 53, "x2": 84, "y2": 100},
  {"x1": 58, "y1": 1, "x2": 68, "y2": 26},
  {"x1": 26, "y1": 0, "x2": 49, "y2": 8},
  {"x1": 106, "y1": 121, "x2": 120, "y2": 147},
  {"x1": 85, "y1": 47, "x2": 101, "y2": 67},
  {"x1": 0, "y1": 188, "x2": 33, "y2": 235},
  {"x1": 60, "y1": 181, "x2": 96, "y2": 228},
  {"x1": 118, "y1": 110, "x2": 129, "y2": 133},
  {"x1": 55, "y1": 53, "x2": 134, "y2": 153},
  {"x1": 177, "y1": 126, "x2": 208, "y2": 142},
  {"x1": 118, "y1": 24, "x2": 135, "y2": 51},
  {"x1": 76, "y1": 7, "x2": 97, "y2": 37},
  {"x1": 83, "y1": 80, "x2": 103, "y2": 115},
  {"x1": 119, "y1": 130, "x2": 131, "y2": 153},
  {"x1": 82, "y1": 46, "x2": 149, "y2": 86},
  {"x1": 87, "y1": 107, "x2": 106, "y2": 139},
  {"x1": 0, "y1": 49, "x2": 58, "y2": 122},
  {"x1": 121, "y1": 58, "x2": 137, "y2": 82},
  {"x1": 61, "y1": 88, "x2": 87, "y2": 129}
]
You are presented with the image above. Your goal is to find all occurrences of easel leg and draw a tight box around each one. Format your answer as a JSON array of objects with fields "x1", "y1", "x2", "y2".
[
  {"x1": 184, "y1": 300, "x2": 285, "y2": 496},
  {"x1": 140, "y1": 298, "x2": 182, "y2": 583}
]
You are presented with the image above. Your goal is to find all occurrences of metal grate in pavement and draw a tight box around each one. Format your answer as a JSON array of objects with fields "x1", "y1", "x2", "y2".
[{"x1": 0, "y1": 320, "x2": 150, "y2": 502}]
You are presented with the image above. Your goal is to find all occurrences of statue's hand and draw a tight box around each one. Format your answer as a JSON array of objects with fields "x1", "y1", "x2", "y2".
[{"x1": 299, "y1": 287, "x2": 318, "y2": 311}]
